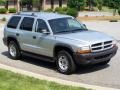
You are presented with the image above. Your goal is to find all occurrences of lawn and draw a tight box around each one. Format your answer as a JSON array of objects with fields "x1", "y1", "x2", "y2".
[{"x1": 0, "y1": 69, "x2": 90, "y2": 90}]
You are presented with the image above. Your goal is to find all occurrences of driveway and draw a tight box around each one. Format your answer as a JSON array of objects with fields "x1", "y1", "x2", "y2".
[{"x1": 0, "y1": 21, "x2": 120, "y2": 89}]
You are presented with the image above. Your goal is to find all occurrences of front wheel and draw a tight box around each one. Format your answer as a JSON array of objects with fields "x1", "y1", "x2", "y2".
[
  {"x1": 8, "y1": 41, "x2": 21, "y2": 60},
  {"x1": 56, "y1": 50, "x2": 76, "y2": 75}
]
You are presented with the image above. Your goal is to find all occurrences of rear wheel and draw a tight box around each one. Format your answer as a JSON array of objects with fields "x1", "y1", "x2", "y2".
[
  {"x1": 8, "y1": 41, "x2": 21, "y2": 60},
  {"x1": 56, "y1": 50, "x2": 76, "y2": 75}
]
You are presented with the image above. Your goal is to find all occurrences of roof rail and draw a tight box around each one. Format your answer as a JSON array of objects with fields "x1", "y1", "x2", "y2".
[{"x1": 15, "y1": 12, "x2": 37, "y2": 17}]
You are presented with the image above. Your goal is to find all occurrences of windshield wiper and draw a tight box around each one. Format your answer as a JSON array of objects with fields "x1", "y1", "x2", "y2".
[
  {"x1": 55, "y1": 30, "x2": 72, "y2": 34},
  {"x1": 71, "y1": 28, "x2": 88, "y2": 32}
]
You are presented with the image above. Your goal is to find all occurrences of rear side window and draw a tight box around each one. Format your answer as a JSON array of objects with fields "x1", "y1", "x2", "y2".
[
  {"x1": 7, "y1": 16, "x2": 21, "y2": 29},
  {"x1": 20, "y1": 17, "x2": 34, "y2": 31}
]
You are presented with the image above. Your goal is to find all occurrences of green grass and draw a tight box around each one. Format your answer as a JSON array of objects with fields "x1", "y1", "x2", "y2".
[
  {"x1": 0, "y1": 69, "x2": 90, "y2": 90},
  {"x1": 102, "y1": 7, "x2": 114, "y2": 13}
]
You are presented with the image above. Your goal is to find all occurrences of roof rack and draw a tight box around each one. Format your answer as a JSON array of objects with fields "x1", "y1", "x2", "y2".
[{"x1": 15, "y1": 12, "x2": 37, "y2": 17}]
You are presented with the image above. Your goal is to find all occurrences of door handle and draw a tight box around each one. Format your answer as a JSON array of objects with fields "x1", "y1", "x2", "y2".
[
  {"x1": 33, "y1": 36, "x2": 36, "y2": 39},
  {"x1": 16, "y1": 33, "x2": 19, "y2": 36}
]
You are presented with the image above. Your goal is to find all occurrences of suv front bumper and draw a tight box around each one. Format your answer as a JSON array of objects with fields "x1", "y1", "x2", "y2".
[{"x1": 74, "y1": 46, "x2": 118, "y2": 65}]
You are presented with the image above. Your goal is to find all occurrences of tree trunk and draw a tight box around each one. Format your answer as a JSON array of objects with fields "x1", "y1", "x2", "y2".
[
  {"x1": 51, "y1": 0, "x2": 54, "y2": 9},
  {"x1": 39, "y1": 0, "x2": 43, "y2": 10},
  {"x1": 14, "y1": 0, "x2": 15, "y2": 8},
  {"x1": 88, "y1": 0, "x2": 93, "y2": 11},
  {"x1": 113, "y1": 9, "x2": 117, "y2": 16},
  {"x1": 5, "y1": 0, "x2": 8, "y2": 10},
  {"x1": 16, "y1": 0, "x2": 20, "y2": 12},
  {"x1": 59, "y1": 0, "x2": 62, "y2": 7}
]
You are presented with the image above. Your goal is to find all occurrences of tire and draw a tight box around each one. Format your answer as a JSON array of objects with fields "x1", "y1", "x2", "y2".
[
  {"x1": 8, "y1": 41, "x2": 21, "y2": 60},
  {"x1": 56, "y1": 50, "x2": 76, "y2": 75},
  {"x1": 98, "y1": 59, "x2": 110, "y2": 65}
]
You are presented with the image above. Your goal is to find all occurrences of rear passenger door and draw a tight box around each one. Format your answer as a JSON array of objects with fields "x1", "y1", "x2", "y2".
[
  {"x1": 19, "y1": 17, "x2": 37, "y2": 53},
  {"x1": 6, "y1": 16, "x2": 21, "y2": 43}
]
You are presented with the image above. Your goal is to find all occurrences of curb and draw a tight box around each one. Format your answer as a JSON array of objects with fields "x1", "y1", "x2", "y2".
[{"x1": 0, "y1": 63, "x2": 119, "y2": 90}]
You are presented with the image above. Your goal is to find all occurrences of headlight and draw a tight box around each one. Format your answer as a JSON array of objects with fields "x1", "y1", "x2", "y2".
[
  {"x1": 112, "y1": 40, "x2": 117, "y2": 46},
  {"x1": 77, "y1": 46, "x2": 91, "y2": 54}
]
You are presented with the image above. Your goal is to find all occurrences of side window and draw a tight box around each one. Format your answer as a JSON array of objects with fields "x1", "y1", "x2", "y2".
[
  {"x1": 7, "y1": 16, "x2": 21, "y2": 29},
  {"x1": 36, "y1": 19, "x2": 49, "y2": 33},
  {"x1": 20, "y1": 17, "x2": 34, "y2": 31}
]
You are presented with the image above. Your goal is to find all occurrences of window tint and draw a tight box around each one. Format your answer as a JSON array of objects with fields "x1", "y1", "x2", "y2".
[
  {"x1": 36, "y1": 19, "x2": 48, "y2": 33},
  {"x1": 20, "y1": 17, "x2": 34, "y2": 31},
  {"x1": 49, "y1": 18, "x2": 86, "y2": 34},
  {"x1": 7, "y1": 16, "x2": 21, "y2": 29}
]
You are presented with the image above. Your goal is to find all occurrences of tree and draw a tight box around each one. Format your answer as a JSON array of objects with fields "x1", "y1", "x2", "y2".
[
  {"x1": 96, "y1": 0, "x2": 103, "y2": 11},
  {"x1": 0, "y1": 0, "x2": 6, "y2": 5},
  {"x1": 67, "y1": 0, "x2": 86, "y2": 11},
  {"x1": 21, "y1": 0, "x2": 33, "y2": 11},
  {"x1": 87, "y1": 0, "x2": 98, "y2": 11},
  {"x1": 0, "y1": 0, "x2": 8, "y2": 9},
  {"x1": 112, "y1": 0, "x2": 120, "y2": 15}
]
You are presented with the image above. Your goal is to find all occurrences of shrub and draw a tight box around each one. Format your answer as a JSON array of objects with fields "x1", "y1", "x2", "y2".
[
  {"x1": 1, "y1": 17, "x2": 6, "y2": 21},
  {"x1": 9, "y1": 8, "x2": 17, "y2": 13},
  {"x1": 44, "y1": 8, "x2": 53, "y2": 12},
  {"x1": 62, "y1": 7, "x2": 68, "y2": 11},
  {"x1": 55, "y1": 7, "x2": 62, "y2": 12},
  {"x1": 98, "y1": 4, "x2": 102, "y2": 11},
  {"x1": 66, "y1": 8, "x2": 78, "y2": 17},
  {"x1": 118, "y1": 8, "x2": 120, "y2": 15},
  {"x1": 0, "y1": 8, "x2": 7, "y2": 14},
  {"x1": 55, "y1": 7, "x2": 66, "y2": 14}
]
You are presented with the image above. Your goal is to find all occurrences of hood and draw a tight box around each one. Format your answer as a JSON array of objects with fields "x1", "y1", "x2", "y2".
[{"x1": 55, "y1": 30, "x2": 113, "y2": 45}]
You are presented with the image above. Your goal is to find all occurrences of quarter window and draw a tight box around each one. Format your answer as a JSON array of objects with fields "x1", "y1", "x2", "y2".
[
  {"x1": 20, "y1": 17, "x2": 34, "y2": 31},
  {"x1": 7, "y1": 16, "x2": 21, "y2": 29}
]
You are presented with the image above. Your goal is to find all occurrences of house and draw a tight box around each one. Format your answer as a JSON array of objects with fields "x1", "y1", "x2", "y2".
[{"x1": 0, "y1": 0, "x2": 67, "y2": 11}]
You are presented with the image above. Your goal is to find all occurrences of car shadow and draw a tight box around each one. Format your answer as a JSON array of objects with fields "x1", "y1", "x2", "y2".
[
  {"x1": 1, "y1": 51, "x2": 110, "y2": 74},
  {"x1": 75, "y1": 64, "x2": 109, "y2": 74},
  {"x1": 1, "y1": 51, "x2": 56, "y2": 70}
]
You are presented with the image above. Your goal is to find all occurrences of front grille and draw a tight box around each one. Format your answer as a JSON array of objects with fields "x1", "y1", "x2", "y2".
[{"x1": 91, "y1": 40, "x2": 113, "y2": 52}]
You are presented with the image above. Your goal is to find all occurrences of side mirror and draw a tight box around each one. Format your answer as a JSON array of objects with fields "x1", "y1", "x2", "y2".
[{"x1": 41, "y1": 29, "x2": 50, "y2": 34}]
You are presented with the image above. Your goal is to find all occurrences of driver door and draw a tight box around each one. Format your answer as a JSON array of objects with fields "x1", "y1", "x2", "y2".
[{"x1": 33, "y1": 19, "x2": 54, "y2": 57}]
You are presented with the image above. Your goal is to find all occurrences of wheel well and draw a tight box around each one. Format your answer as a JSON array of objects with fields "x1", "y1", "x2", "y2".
[
  {"x1": 54, "y1": 46, "x2": 74, "y2": 57},
  {"x1": 7, "y1": 37, "x2": 20, "y2": 49}
]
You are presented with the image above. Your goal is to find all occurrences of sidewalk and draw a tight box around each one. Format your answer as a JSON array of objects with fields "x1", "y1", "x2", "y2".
[
  {"x1": 78, "y1": 12, "x2": 113, "y2": 17},
  {"x1": 0, "y1": 14, "x2": 12, "y2": 20},
  {"x1": 0, "y1": 63, "x2": 119, "y2": 90}
]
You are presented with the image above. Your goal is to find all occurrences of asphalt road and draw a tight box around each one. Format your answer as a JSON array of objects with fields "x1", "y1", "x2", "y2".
[{"x1": 0, "y1": 21, "x2": 120, "y2": 89}]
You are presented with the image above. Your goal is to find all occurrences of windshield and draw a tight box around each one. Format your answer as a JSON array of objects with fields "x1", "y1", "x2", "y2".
[{"x1": 48, "y1": 18, "x2": 87, "y2": 34}]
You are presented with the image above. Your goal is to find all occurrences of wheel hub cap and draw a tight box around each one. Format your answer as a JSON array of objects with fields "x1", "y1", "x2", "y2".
[
  {"x1": 10, "y1": 45, "x2": 16, "y2": 57},
  {"x1": 58, "y1": 56, "x2": 68, "y2": 71}
]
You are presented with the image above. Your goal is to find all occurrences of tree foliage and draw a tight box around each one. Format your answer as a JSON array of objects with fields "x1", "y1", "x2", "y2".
[
  {"x1": 67, "y1": 0, "x2": 86, "y2": 11},
  {"x1": 0, "y1": 0, "x2": 6, "y2": 5}
]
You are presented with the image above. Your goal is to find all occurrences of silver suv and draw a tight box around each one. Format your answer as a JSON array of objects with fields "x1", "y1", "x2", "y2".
[{"x1": 3, "y1": 12, "x2": 118, "y2": 74}]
